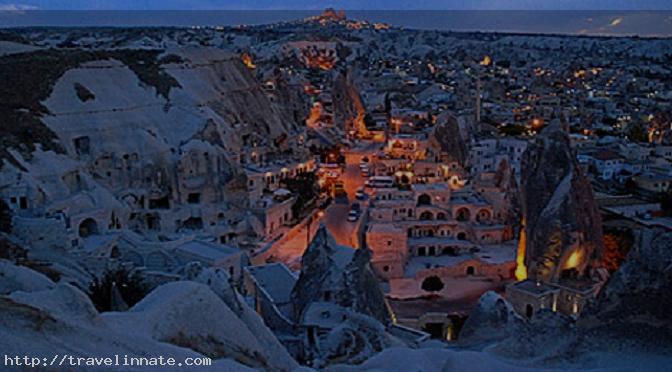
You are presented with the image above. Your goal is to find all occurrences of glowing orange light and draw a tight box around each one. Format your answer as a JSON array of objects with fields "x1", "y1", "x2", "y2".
[
  {"x1": 241, "y1": 53, "x2": 256, "y2": 69},
  {"x1": 515, "y1": 220, "x2": 528, "y2": 281},
  {"x1": 564, "y1": 249, "x2": 583, "y2": 270},
  {"x1": 479, "y1": 55, "x2": 492, "y2": 66}
]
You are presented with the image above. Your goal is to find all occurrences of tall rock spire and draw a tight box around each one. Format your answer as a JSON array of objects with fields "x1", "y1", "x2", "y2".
[
  {"x1": 520, "y1": 121, "x2": 604, "y2": 282},
  {"x1": 290, "y1": 225, "x2": 390, "y2": 323}
]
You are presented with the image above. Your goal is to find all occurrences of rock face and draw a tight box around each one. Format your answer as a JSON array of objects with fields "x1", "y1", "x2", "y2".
[
  {"x1": 0, "y1": 258, "x2": 54, "y2": 295},
  {"x1": 520, "y1": 121, "x2": 603, "y2": 281},
  {"x1": 581, "y1": 229, "x2": 672, "y2": 339},
  {"x1": 0, "y1": 260, "x2": 297, "y2": 371},
  {"x1": 338, "y1": 246, "x2": 391, "y2": 323},
  {"x1": 290, "y1": 225, "x2": 389, "y2": 324},
  {"x1": 106, "y1": 281, "x2": 297, "y2": 371},
  {"x1": 457, "y1": 229, "x2": 672, "y2": 369},
  {"x1": 429, "y1": 112, "x2": 470, "y2": 166},
  {"x1": 332, "y1": 69, "x2": 367, "y2": 135},
  {"x1": 183, "y1": 262, "x2": 297, "y2": 370},
  {"x1": 317, "y1": 313, "x2": 393, "y2": 367},
  {"x1": 458, "y1": 291, "x2": 522, "y2": 346},
  {"x1": 0, "y1": 45, "x2": 311, "y2": 261},
  {"x1": 493, "y1": 159, "x2": 521, "y2": 233}
]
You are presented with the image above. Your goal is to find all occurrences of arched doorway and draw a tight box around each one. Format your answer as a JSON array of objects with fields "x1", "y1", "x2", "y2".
[
  {"x1": 78, "y1": 218, "x2": 99, "y2": 238},
  {"x1": 456, "y1": 208, "x2": 471, "y2": 222},
  {"x1": 476, "y1": 209, "x2": 492, "y2": 223},
  {"x1": 419, "y1": 211, "x2": 434, "y2": 220},
  {"x1": 417, "y1": 194, "x2": 432, "y2": 206},
  {"x1": 421, "y1": 276, "x2": 444, "y2": 292},
  {"x1": 466, "y1": 266, "x2": 475, "y2": 275}
]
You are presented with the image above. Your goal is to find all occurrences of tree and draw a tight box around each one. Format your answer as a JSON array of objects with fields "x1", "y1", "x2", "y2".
[
  {"x1": 657, "y1": 190, "x2": 672, "y2": 217},
  {"x1": 421, "y1": 276, "x2": 444, "y2": 292},
  {"x1": 88, "y1": 267, "x2": 149, "y2": 312},
  {"x1": 281, "y1": 172, "x2": 319, "y2": 219},
  {"x1": 627, "y1": 122, "x2": 647, "y2": 143},
  {"x1": 0, "y1": 199, "x2": 11, "y2": 233}
]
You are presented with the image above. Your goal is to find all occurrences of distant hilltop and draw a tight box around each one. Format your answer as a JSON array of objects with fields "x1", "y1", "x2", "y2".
[
  {"x1": 301, "y1": 8, "x2": 390, "y2": 31},
  {"x1": 321, "y1": 8, "x2": 346, "y2": 22},
  {"x1": 304, "y1": 8, "x2": 346, "y2": 24}
]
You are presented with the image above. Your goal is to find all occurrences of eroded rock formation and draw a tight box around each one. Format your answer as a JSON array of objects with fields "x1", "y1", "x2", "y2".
[
  {"x1": 520, "y1": 121, "x2": 603, "y2": 281},
  {"x1": 332, "y1": 69, "x2": 368, "y2": 136},
  {"x1": 429, "y1": 112, "x2": 470, "y2": 167},
  {"x1": 290, "y1": 225, "x2": 389, "y2": 324}
]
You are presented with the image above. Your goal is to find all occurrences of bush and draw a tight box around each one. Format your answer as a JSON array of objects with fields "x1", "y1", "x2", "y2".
[
  {"x1": 88, "y1": 267, "x2": 150, "y2": 312},
  {"x1": 0, "y1": 199, "x2": 11, "y2": 233}
]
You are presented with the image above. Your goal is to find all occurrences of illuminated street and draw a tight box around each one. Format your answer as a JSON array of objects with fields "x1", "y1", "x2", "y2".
[{"x1": 255, "y1": 141, "x2": 382, "y2": 267}]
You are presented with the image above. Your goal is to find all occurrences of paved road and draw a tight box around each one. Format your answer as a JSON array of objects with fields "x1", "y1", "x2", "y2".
[
  {"x1": 323, "y1": 141, "x2": 381, "y2": 247},
  {"x1": 254, "y1": 141, "x2": 382, "y2": 267}
]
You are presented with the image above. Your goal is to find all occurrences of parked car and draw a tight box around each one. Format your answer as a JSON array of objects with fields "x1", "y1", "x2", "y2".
[
  {"x1": 347, "y1": 210, "x2": 359, "y2": 222},
  {"x1": 351, "y1": 202, "x2": 361, "y2": 211},
  {"x1": 355, "y1": 188, "x2": 366, "y2": 200}
]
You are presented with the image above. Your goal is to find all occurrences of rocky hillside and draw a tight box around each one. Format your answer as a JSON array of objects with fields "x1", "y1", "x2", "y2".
[
  {"x1": 456, "y1": 228, "x2": 672, "y2": 371},
  {"x1": 0, "y1": 259, "x2": 297, "y2": 371}
]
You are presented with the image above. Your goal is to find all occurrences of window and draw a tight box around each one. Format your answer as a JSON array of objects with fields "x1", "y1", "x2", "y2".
[{"x1": 187, "y1": 193, "x2": 201, "y2": 204}]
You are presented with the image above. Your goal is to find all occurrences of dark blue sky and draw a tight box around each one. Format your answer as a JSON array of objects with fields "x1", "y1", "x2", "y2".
[{"x1": 1, "y1": 1, "x2": 671, "y2": 10}]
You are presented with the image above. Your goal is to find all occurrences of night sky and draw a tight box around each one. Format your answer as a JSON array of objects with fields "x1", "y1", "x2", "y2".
[
  {"x1": 1, "y1": 1, "x2": 670, "y2": 35},
  {"x1": 1, "y1": 1, "x2": 671, "y2": 10}
]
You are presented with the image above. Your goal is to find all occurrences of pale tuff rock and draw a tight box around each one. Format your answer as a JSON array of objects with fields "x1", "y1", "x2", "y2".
[
  {"x1": 458, "y1": 291, "x2": 522, "y2": 346},
  {"x1": 291, "y1": 225, "x2": 389, "y2": 324},
  {"x1": 105, "y1": 281, "x2": 296, "y2": 371},
  {"x1": 332, "y1": 69, "x2": 368, "y2": 135},
  {"x1": 0, "y1": 260, "x2": 297, "y2": 371},
  {"x1": 429, "y1": 112, "x2": 470, "y2": 167},
  {"x1": 579, "y1": 229, "x2": 672, "y2": 343},
  {"x1": 316, "y1": 313, "x2": 394, "y2": 368},
  {"x1": 0, "y1": 258, "x2": 54, "y2": 295},
  {"x1": 183, "y1": 262, "x2": 298, "y2": 371}
]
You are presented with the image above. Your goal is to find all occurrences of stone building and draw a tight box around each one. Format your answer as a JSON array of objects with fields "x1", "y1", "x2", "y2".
[{"x1": 366, "y1": 183, "x2": 516, "y2": 292}]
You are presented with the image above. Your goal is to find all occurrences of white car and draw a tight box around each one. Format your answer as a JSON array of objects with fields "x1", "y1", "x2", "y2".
[{"x1": 347, "y1": 210, "x2": 359, "y2": 222}]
